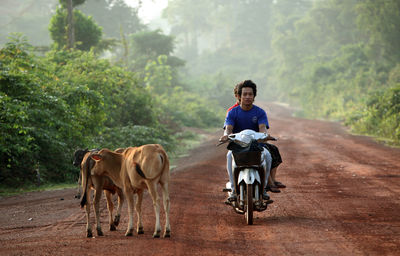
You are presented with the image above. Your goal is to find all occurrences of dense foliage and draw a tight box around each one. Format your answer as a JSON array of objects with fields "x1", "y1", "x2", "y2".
[
  {"x1": 267, "y1": 0, "x2": 400, "y2": 144},
  {"x1": 1, "y1": 38, "x2": 78, "y2": 185}
]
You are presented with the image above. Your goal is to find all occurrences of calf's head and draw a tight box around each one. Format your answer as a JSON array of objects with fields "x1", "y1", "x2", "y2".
[{"x1": 90, "y1": 149, "x2": 121, "y2": 176}]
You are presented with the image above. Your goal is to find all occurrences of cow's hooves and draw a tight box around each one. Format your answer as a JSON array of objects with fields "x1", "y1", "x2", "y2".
[
  {"x1": 110, "y1": 224, "x2": 116, "y2": 231},
  {"x1": 125, "y1": 230, "x2": 133, "y2": 236},
  {"x1": 164, "y1": 230, "x2": 171, "y2": 238},
  {"x1": 137, "y1": 227, "x2": 144, "y2": 234},
  {"x1": 97, "y1": 229, "x2": 104, "y2": 236},
  {"x1": 87, "y1": 230, "x2": 93, "y2": 238},
  {"x1": 153, "y1": 231, "x2": 161, "y2": 238}
]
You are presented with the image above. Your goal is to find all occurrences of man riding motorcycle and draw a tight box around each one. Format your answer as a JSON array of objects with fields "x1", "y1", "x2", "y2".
[{"x1": 220, "y1": 80, "x2": 275, "y2": 203}]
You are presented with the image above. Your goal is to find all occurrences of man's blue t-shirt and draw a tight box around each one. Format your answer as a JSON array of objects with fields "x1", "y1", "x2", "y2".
[{"x1": 225, "y1": 105, "x2": 269, "y2": 133}]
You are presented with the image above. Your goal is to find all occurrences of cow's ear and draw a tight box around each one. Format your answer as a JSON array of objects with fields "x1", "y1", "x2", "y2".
[{"x1": 91, "y1": 154, "x2": 102, "y2": 161}]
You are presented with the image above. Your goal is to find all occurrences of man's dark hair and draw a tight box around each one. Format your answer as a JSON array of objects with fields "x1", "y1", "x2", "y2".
[{"x1": 237, "y1": 80, "x2": 257, "y2": 97}]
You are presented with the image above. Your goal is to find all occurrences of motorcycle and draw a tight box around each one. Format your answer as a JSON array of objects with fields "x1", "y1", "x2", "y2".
[{"x1": 219, "y1": 129, "x2": 276, "y2": 225}]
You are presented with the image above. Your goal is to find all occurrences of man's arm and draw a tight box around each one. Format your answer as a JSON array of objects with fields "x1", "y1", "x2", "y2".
[
  {"x1": 259, "y1": 123, "x2": 268, "y2": 133},
  {"x1": 259, "y1": 123, "x2": 276, "y2": 141},
  {"x1": 219, "y1": 125, "x2": 233, "y2": 142}
]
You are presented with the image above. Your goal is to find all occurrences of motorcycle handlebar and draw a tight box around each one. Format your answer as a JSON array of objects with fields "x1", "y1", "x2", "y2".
[{"x1": 216, "y1": 136, "x2": 277, "y2": 147}]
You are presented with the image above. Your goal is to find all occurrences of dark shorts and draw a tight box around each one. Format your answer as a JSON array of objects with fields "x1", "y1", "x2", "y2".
[{"x1": 263, "y1": 143, "x2": 282, "y2": 169}]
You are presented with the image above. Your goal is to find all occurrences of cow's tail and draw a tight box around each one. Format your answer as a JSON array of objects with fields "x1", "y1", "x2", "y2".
[
  {"x1": 155, "y1": 149, "x2": 169, "y2": 180},
  {"x1": 80, "y1": 156, "x2": 92, "y2": 208},
  {"x1": 135, "y1": 163, "x2": 147, "y2": 179},
  {"x1": 161, "y1": 150, "x2": 170, "y2": 179}
]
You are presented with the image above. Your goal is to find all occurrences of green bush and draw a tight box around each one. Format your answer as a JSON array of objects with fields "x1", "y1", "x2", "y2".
[
  {"x1": 96, "y1": 125, "x2": 175, "y2": 153},
  {"x1": 348, "y1": 84, "x2": 400, "y2": 143}
]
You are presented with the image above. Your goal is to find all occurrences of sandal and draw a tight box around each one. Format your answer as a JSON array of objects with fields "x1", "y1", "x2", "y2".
[
  {"x1": 266, "y1": 185, "x2": 281, "y2": 193},
  {"x1": 274, "y1": 181, "x2": 286, "y2": 188}
]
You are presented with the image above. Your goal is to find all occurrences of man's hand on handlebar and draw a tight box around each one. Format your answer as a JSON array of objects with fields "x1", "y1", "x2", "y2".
[
  {"x1": 258, "y1": 134, "x2": 277, "y2": 143},
  {"x1": 219, "y1": 135, "x2": 229, "y2": 142}
]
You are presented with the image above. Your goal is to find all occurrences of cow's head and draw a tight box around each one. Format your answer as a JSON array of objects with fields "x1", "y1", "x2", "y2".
[
  {"x1": 89, "y1": 149, "x2": 117, "y2": 176},
  {"x1": 73, "y1": 148, "x2": 89, "y2": 167}
]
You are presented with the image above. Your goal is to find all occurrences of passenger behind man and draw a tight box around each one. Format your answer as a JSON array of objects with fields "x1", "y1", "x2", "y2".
[{"x1": 221, "y1": 80, "x2": 285, "y2": 203}]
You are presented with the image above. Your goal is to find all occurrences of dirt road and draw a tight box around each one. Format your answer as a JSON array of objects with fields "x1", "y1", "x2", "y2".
[{"x1": 0, "y1": 103, "x2": 399, "y2": 256}]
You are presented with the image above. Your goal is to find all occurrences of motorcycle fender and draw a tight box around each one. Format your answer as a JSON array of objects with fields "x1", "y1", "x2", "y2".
[{"x1": 238, "y1": 168, "x2": 261, "y2": 185}]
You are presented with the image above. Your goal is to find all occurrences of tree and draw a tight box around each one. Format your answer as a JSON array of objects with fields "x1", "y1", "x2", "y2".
[
  {"x1": 163, "y1": 0, "x2": 213, "y2": 59},
  {"x1": 78, "y1": 0, "x2": 145, "y2": 39},
  {"x1": 356, "y1": 0, "x2": 400, "y2": 63},
  {"x1": 49, "y1": 7, "x2": 102, "y2": 51},
  {"x1": 129, "y1": 30, "x2": 184, "y2": 72},
  {"x1": 58, "y1": 0, "x2": 86, "y2": 49},
  {"x1": 0, "y1": 0, "x2": 57, "y2": 46}
]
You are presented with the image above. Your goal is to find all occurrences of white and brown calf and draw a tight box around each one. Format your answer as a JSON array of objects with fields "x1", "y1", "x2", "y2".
[{"x1": 78, "y1": 150, "x2": 124, "y2": 237}]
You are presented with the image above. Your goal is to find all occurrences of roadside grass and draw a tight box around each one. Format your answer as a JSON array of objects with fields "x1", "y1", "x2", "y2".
[
  {"x1": 290, "y1": 104, "x2": 400, "y2": 148},
  {"x1": 0, "y1": 182, "x2": 77, "y2": 197}
]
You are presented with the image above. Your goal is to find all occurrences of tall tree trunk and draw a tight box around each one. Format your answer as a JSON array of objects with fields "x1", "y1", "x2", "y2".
[
  {"x1": 66, "y1": 0, "x2": 75, "y2": 49},
  {"x1": 120, "y1": 25, "x2": 129, "y2": 65}
]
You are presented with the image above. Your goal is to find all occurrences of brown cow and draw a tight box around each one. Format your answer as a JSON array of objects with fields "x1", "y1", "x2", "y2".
[
  {"x1": 82, "y1": 144, "x2": 171, "y2": 238},
  {"x1": 79, "y1": 150, "x2": 124, "y2": 237}
]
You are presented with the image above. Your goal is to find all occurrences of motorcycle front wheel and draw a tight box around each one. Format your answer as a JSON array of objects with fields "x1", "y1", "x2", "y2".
[{"x1": 246, "y1": 183, "x2": 253, "y2": 225}]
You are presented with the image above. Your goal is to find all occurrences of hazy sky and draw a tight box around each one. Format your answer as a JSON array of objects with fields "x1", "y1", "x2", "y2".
[{"x1": 124, "y1": 0, "x2": 168, "y2": 23}]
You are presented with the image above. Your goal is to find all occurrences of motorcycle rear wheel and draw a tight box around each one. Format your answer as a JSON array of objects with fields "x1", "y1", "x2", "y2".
[{"x1": 246, "y1": 183, "x2": 253, "y2": 225}]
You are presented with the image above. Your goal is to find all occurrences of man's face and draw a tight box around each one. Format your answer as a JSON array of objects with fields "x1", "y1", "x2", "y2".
[{"x1": 239, "y1": 87, "x2": 254, "y2": 106}]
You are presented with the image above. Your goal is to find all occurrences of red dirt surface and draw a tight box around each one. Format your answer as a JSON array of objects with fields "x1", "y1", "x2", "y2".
[{"x1": 0, "y1": 103, "x2": 399, "y2": 256}]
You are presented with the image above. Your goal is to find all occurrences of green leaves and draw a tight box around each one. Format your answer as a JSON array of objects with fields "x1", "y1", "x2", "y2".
[
  {"x1": 49, "y1": 7, "x2": 102, "y2": 51},
  {"x1": 144, "y1": 55, "x2": 173, "y2": 94}
]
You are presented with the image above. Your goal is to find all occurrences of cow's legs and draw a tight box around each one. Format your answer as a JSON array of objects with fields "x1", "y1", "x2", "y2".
[
  {"x1": 135, "y1": 191, "x2": 144, "y2": 234},
  {"x1": 125, "y1": 190, "x2": 135, "y2": 236},
  {"x1": 85, "y1": 190, "x2": 92, "y2": 237},
  {"x1": 104, "y1": 190, "x2": 116, "y2": 231},
  {"x1": 114, "y1": 188, "x2": 124, "y2": 227},
  {"x1": 147, "y1": 182, "x2": 161, "y2": 238},
  {"x1": 92, "y1": 188, "x2": 104, "y2": 236},
  {"x1": 160, "y1": 182, "x2": 171, "y2": 238}
]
